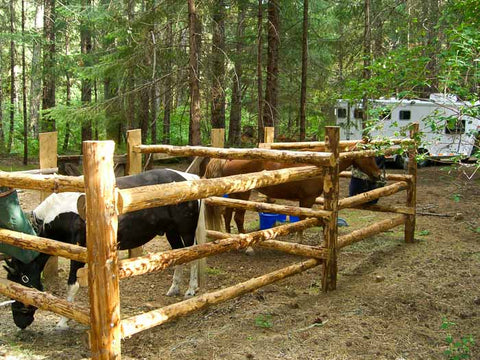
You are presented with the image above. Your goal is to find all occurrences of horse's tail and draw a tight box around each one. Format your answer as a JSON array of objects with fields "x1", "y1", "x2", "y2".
[
  {"x1": 195, "y1": 200, "x2": 207, "y2": 287},
  {"x1": 204, "y1": 158, "x2": 226, "y2": 232},
  {"x1": 204, "y1": 158, "x2": 227, "y2": 179}
]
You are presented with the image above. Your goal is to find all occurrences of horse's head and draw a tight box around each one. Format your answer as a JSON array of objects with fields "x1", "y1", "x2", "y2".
[
  {"x1": 349, "y1": 156, "x2": 386, "y2": 186},
  {"x1": 3, "y1": 257, "x2": 45, "y2": 329}
]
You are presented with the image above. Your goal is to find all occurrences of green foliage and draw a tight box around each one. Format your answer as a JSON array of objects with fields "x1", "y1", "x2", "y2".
[
  {"x1": 418, "y1": 230, "x2": 431, "y2": 236},
  {"x1": 254, "y1": 314, "x2": 273, "y2": 329},
  {"x1": 441, "y1": 317, "x2": 475, "y2": 359}
]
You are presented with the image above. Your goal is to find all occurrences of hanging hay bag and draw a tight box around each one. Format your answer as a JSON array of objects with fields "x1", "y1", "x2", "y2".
[{"x1": 0, "y1": 187, "x2": 40, "y2": 263}]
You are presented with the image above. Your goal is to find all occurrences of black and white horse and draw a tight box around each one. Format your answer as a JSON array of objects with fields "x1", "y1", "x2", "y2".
[{"x1": 3, "y1": 169, "x2": 206, "y2": 329}]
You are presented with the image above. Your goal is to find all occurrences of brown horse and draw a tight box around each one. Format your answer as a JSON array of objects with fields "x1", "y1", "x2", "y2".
[{"x1": 204, "y1": 156, "x2": 383, "y2": 244}]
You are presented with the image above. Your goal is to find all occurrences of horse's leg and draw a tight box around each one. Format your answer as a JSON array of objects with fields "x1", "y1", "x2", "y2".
[
  {"x1": 165, "y1": 230, "x2": 199, "y2": 298},
  {"x1": 185, "y1": 257, "x2": 198, "y2": 298},
  {"x1": 56, "y1": 260, "x2": 85, "y2": 329},
  {"x1": 231, "y1": 191, "x2": 255, "y2": 255},
  {"x1": 223, "y1": 207, "x2": 233, "y2": 233},
  {"x1": 296, "y1": 198, "x2": 317, "y2": 244},
  {"x1": 167, "y1": 265, "x2": 183, "y2": 297}
]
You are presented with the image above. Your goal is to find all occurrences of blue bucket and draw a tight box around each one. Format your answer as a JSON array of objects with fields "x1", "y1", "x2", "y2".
[
  {"x1": 289, "y1": 215, "x2": 300, "y2": 223},
  {"x1": 259, "y1": 213, "x2": 278, "y2": 230},
  {"x1": 276, "y1": 214, "x2": 287, "y2": 223}
]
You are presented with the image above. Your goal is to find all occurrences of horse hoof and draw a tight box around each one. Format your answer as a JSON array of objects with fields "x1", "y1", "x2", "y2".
[
  {"x1": 55, "y1": 321, "x2": 69, "y2": 331},
  {"x1": 245, "y1": 247, "x2": 255, "y2": 256},
  {"x1": 166, "y1": 287, "x2": 180, "y2": 297},
  {"x1": 184, "y1": 289, "x2": 196, "y2": 298}
]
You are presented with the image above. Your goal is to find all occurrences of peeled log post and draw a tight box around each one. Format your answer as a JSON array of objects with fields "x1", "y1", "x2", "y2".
[
  {"x1": 405, "y1": 123, "x2": 418, "y2": 243},
  {"x1": 204, "y1": 196, "x2": 330, "y2": 220},
  {"x1": 0, "y1": 278, "x2": 90, "y2": 325},
  {"x1": 118, "y1": 218, "x2": 321, "y2": 279},
  {"x1": 338, "y1": 181, "x2": 408, "y2": 209},
  {"x1": 118, "y1": 165, "x2": 324, "y2": 214},
  {"x1": 135, "y1": 144, "x2": 334, "y2": 167},
  {"x1": 121, "y1": 258, "x2": 321, "y2": 338},
  {"x1": 126, "y1": 129, "x2": 144, "y2": 258},
  {"x1": 322, "y1": 127, "x2": 340, "y2": 292},
  {"x1": 0, "y1": 229, "x2": 87, "y2": 262},
  {"x1": 206, "y1": 230, "x2": 327, "y2": 259},
  {"x1": 82, "y1": 141, "x2": 121, "y2": 360},
  {"x1": 338, "y1": 215, "x2": 406, "y2": 249},
  {"x1": 0, "y1": 172, "x2": 84, "y2": 192}
]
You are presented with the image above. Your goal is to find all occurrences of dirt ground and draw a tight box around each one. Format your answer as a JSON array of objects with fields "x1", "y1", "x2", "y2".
[{"x1": 0, "y1": 161, "x2": 479, "y2": 360}]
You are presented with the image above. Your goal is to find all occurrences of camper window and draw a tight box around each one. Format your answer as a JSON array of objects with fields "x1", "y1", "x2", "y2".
[
  {"x1": 337, "y1": 108, "x2": 347, "y2": 118},
  {"x1": 399, "y1": 110, "x2": 411, "y2": 120},
  {"x1": 354, "y1": 109, "x2": 364, "y2": 119},
  {"x1": 445, "y1": 119, "x2": 465, "y2": 134}
]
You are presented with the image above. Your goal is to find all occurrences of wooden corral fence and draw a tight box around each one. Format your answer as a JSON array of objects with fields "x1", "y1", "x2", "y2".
[{"x1": 0, "y1": 125, "x2": 418, "y2": 359}]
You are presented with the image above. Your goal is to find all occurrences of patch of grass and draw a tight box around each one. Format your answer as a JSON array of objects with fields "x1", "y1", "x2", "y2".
[
  {"x1": 469, "y1": 226, "x2": 480, "y2": 234},
  {"x1": 206, "y1": 267, "x2": 225, "y2": 276},
  {"x1": 418, "y1": 230, "x2": 431, "y2": 236},
  {"x1": 347, "y1": 234, "x2": 402, "y2": 253},
  {"x1": 255, "y1": 314, "x2": 273, "y2": 329},
  {"x1": 441, "y1": 317, "x2": 475, "y2": 359},
  {"x1": 452, "y1": 194, "x2": 462, "y2": 202}
]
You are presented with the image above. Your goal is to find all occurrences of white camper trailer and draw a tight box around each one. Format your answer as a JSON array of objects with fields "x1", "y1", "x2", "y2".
[{"x1": 335, "y1": 94, "x2": 480, "y2": 167}]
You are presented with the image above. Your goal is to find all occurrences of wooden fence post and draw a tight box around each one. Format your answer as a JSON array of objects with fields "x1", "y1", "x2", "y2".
[
  {"x1": 126, "y1": 129, "x2": 143, "y2": 258},
  {"x1": 264, "y1": 127, "x2": 275, "y2": 144},
  {"x1": 405, "y1": 123, "x2": 418, "y2": 243},
  {"x1": 211, "y1": 128, "x2": 225, "y2": 148},
  {"x1": 39, "y1": 131, "x2": 58, "y2": 278},
  {"x1": 322, "y1": 126, "x2": 340, "y2": 291},
  {"x1": 83, "y1": 141, "x2": 121, "y2": 360}
]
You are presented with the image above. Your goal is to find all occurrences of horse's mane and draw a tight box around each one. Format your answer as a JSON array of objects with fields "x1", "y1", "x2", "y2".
[
  {"x1": 204, "y1": 158, "x2": 227, "y2": 179},
  {"x1": 33, "y1": 192, "x2": 83, "y2": 224}
]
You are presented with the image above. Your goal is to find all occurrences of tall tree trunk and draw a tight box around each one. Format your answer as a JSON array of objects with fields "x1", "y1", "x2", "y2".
[
  {"x1": 63, "y1": 11, "x2": 71, "y2": 152},
  {"x1": 30, "y1": 0, "x2": 43, "y2": 139},
  {"x1": 139, "y1": 88, "x2": 150, "y2": 143},
  {"x1": 299, "y1": 0, "x2": 308, "y2": 141},
  {"x1": 228, "y1": 2, "x2": 245, "y2": 147},
  {"x1": 80, "y1": 0, "x2": 92, "y2": 143},
  {"x1": 211, "y1": 0, "x2": 226, "y2": 130},
  {"x1": 162, "y1": 21, "x2": 173, "y2": 144},
  {"x1": 262, "y1": 0, "x2": 280, "y2": 133},
  {"x1": 422, "y1": 0, "x2": 440, "y2": 96},
  {"x1": 0, "y1": 61, "x2": 4, "y2": 153},
  {"x1": 150, "y1": 6, "x2": 158, "y2": 145},
  {"x1": 126, "y1": 0, "x2": 135, "y2": 130},
  {"x1": 362, "y1": 0, "x2": 371, "y2": 136},
  {"x1": 8, "y1": 0, "x2": 16, "y2": 154},
  {"x1": 257, "y1": 0, "x2": 264, "y2": 142},
  {"x1": 22, "y1": 0, "x2": 28, "y2": 164},
  {"x1": 42, "y1": 0, "x2": 56, "y2": 132},
  {"x1": 188, "y1": 0, "x2": 201, "y2": 145}
]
